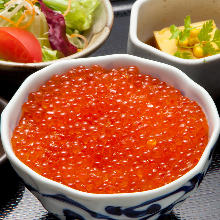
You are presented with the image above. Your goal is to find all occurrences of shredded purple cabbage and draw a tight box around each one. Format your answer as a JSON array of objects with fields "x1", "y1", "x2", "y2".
[{"x1": 38, "y1": 0, "x2": 77, "y2": 56}]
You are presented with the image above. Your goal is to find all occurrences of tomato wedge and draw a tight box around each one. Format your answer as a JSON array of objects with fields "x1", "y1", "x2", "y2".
[{"x1": 0, "y1": 27, "x2": 42, "y2": 63}]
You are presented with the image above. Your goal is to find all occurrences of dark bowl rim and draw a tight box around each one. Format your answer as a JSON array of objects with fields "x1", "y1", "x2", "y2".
[{"x1": 0, "y1": 97, "x2": 8, "y2": 164}]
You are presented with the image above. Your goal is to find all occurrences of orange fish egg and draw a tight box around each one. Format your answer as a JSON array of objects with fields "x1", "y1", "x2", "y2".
[{"x1": 11, "y1": 65, "x2": 209, "y2": 194}]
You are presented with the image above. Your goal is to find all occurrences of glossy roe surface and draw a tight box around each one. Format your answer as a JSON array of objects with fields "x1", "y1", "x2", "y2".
[{"x1": 11, "y1": 65, "x2": 209, "y2": 194}]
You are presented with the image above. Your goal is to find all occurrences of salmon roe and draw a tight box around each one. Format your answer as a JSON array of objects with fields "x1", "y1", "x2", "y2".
[{"x1": 11, "y1": 65, "x2": 209, "y2": 194}]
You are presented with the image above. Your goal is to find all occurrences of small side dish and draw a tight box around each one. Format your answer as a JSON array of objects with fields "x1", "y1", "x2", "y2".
[
  {"x1": 0, "y1": 0, "x2": 100, "y2": 62},
  {"x1": 152, "y1": 16, "x2": 220, "y2": 59},
  {"x1": 12, "y1": 64, "x2": 209, "y2": 194},
  {"x1": 128, "y1": 0, "x2": 220, "y2": 99}
]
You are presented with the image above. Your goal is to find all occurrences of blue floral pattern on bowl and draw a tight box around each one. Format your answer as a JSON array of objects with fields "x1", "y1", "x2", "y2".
[{"x1": 24, "y1": 170, "x2": 206, "y2": 220}]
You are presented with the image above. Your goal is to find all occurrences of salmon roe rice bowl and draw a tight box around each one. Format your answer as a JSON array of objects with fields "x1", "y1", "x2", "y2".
[{"x1": 11, "y1": 65, "x2": 209, "y2": 194}]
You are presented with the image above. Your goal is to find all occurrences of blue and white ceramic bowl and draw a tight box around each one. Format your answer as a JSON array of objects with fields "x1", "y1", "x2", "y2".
[
  {"x1": 1, "y1": 54, "x2": 220, "y2": 220},
  {"x1": 127, "y1": 0, "x2": 220, "y2": 99}
]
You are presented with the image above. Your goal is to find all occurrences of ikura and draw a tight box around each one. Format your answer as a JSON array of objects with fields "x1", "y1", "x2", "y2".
[{"x1": 11, "y1": 65, "x2": 209, "y2": 194}]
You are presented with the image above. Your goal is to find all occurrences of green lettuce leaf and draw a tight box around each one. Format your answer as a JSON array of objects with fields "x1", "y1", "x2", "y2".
[
  {"x1": 42, "y1": 46, "x2": 60, "y2": 61},
  {"x1": 0, "y1": 1, "x2": 4, "y2": 9},
  {"x1": 0, "y1": 0, "x2": 9, "y2": 9},
  {"x1": 42, "y1": 0, "x2": 100, "y2": 31}
]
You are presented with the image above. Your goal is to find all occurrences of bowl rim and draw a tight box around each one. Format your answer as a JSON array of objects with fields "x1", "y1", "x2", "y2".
[
  {"x1": 129, "y1": 0, "x2": 220, "y2": 65},
  {"x1": 1, "y1": 54, "x2": 220, "y2": 199},
  {"x1": 0, "y1": 97, "x2": 7, "y2": 164},
  {"x1": 0, "y1": 0, "x2": 114, "y2": 69}
]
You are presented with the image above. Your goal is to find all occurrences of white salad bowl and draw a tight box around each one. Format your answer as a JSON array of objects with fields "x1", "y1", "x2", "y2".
[
  {"x1": 0, "y1": 0, "x2": 114, "y2": 82},
  {"x1": 1, "y1": 54, "x2": 220, "y2": 220},
  {"x1": 127, "y1": 0, "x2": 220, "y2": 99}
]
